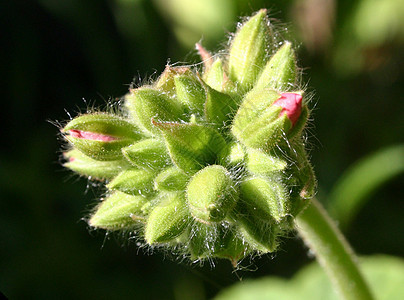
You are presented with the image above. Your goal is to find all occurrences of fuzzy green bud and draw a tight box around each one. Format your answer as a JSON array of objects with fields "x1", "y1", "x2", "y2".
[
  {"x1": 153, "y1": 121, "x2": 227, "y2": 174},
  {"x1": 122, "y1": 138, "x2": 170, "y2": 171},
  {"x1": 204, "y1": 84, "x2": 240, "y2": 130},
  {"x1": 246, "y1": 148, "x2": 287, "y2": 175},
  {"x1": 240, "y1": 176, "x2": 289, "y2": 223},
  {"x1": 107, "y1": 169, "x2": 155, "y2": 196},
  {"x1": 254, "y1": 42, "x2": 298, "y2": 92},
  {"x1": 63, "y1": 149, "x2": 132, "y2": 180},
  {"x1": 237, "y1": 214, "x2": 278, "y2": 253},
  {"x1": 174, "y1": 73, "x2": 206, "y2": 115},
  {"x1": 125, "y1": 87, "x2": 184, "y2": 136},
  {"x1": 189, "y1": 222, "x2": 247, "y2": 266},
  {"x1": 63, "y1": 113, "x2": 141, "y2": 161},
  {"x1": 225, "y1": 142, "x2": 246, "y2": 166},
  {"x1": 228, "y1": 9, "x2": 271, "y2": 92},
  {"x1": 187, "y1": 165, "x2": 237, "y2": 223},
  {"x1": 232, "y1": 90, "x2": 306, "y2": 150},
  {"x1": 145, "y1": 192, "x2": 191, "y2": 244},
  {"x1": 154, "y1": 166, "x2": 189, "y2": 192},
  {"x1": 89, "y1": 191, "x2": 148, "y2": 230},
  {"x1": 154, "y1": 65, "x2": 191, "y2": 96}
]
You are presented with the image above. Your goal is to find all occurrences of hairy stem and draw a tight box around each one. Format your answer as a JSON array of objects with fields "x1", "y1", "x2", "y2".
[{"x1": 296, "y1": 198, "x2": 374, "y2": 300}]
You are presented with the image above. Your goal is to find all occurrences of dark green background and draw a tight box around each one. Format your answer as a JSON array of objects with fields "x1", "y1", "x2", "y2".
[{"x1": 1, "y1": 0, "x2": 402, "y2": 299}]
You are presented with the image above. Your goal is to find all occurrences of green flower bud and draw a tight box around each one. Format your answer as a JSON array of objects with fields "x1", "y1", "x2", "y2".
[
  {"x1": 89, "y1": 191, "x2": 148, "y2": 230},
  {"x1": 240, "y1": 176, "x2": 289, "y2": 223},
  {"x1": 203, "y1": 58, "x2": 236, "y2": 93},
  {"x1": 246, "y1": 148, "x2": 287, "y2": 175},
  {"x1": 204, "y1": 84, "x2": 240, "y2": 130},
  {"x1": 154, "y1": 65, "x2": 191, "y2": 96},
  {"x1": 122, "y1": 138, "x2": 170, "y2": 171},
  {"x1": 125, "y1": 87, "x2": 184, "y2": 136},
  {"x1": 203, "y1": 58, "x2": 225, "y2": 91},
  {"x1": 154, "y1": 166, "x2": 189, "y2": 191},
  {"x1": 174, "y1": 73, "x2": 206, "y2": 115},
  {"x1": 189, "y1": 222, "x2": 247, "y2": 266},
  {"x1": 282, "y1": 139, "x2": 317, "y2": 216},
  {"x1": 237, "y1": 214, "x2": 278, "y2": 253},
  {"x1": 153, "y1": 121, "x2": 227, "y2": 174},
  {"x1": 228, "y1": 9, "x2": 271, "y2": 92},
  {"x1": 225, "y1": 142, "x2": 246, "y2": 166},
  {"x1": 63, "y1": 149, "x2": 132, "y2": 180},
  {"x1": 232, "y1": 90, "x2": 306, "y2": 150},
  {"x1": 145, "y1": 192, "x2": 191, "y2": 244},
  {"x1": 253, "y1": 42, "x2": 298, "y2": 92},
  {"x1": 187, "y1": 165, "x2": 237, "y2": 223},
  {"x1": 107, "y1": 169, "x2": 155, "y2": 196},
  {"x1": 63, "y1": 113, "x2": 141, "y2": 161}
]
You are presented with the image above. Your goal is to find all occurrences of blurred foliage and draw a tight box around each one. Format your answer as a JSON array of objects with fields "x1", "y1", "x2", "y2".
[
  {"x1": 0, "y1": 0, "x2": 402, "y2": 299},
  {"x1": 214, "y1": 255, "x2": 404, "y2": 300}
]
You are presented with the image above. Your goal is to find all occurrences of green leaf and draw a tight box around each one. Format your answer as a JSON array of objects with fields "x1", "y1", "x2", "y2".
[
  {"x1": 328, "y1": 144, "x2": 404, "y2": 228},
  {"x1": 214, "y1": 255, "x2": 404, "y2": 300}
]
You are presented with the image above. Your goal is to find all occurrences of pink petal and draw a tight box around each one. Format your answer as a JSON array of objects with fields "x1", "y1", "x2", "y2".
[
  {"x1": 68, "y1": 130, "x2": 118, "y2": 142},
  {"x1": 273, "y1": 93, "x2": 302, "y2": 126}
]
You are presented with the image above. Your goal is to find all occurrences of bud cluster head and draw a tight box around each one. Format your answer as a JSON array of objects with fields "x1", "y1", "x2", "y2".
[{"x1": 60, "y1": 9, "x2": 315, "y2": 266}]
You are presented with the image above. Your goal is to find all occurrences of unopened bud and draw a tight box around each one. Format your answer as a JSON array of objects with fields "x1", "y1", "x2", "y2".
[
  {"x1": 154, "y1": 166, "x2": 189, "y2": 191},
  {"x1": 232, "y1": 90, "x2": 307, "y2": 149},
  {"x1": 122, "y1": 138, "x2": 170, "y2": 171},
  {"x1": 125, "y1": 87, "x2": 184, "y2": 136},
  {"x1": 64, "y1": 149, "x2": 131, "y2": 180},
  {"x1": 107, "y1": 169, "x2": 155, "y2": 196},
  {"x1": 153, "y1": 121, "x2": 227, "y2": 174},
  {"x1": 187, "y1": 165, "x2": 237, "y2": 223},
  {"x1": 254, "y1": 42, "x2": 297, "y2": 92},
  {"x1": 228, "y1": 9, "x2": 271, "y2": 92},
  {"x1": 63, "y1": 113, "x2": 141, "y2": 160},
  {"x1": 145, "y1": 192, "x2": 191, "y2": 244},
  {"x1": 89, "y1": 191, "x2": 148, "y2": 230}
]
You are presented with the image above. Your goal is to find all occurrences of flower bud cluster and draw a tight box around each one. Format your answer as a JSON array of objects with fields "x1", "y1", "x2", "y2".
[{"x1": 61, "y1": 9, "x2": 315, "y2": 266}]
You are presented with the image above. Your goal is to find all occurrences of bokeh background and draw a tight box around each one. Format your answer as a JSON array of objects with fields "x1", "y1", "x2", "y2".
[{"x1": 1, "y1": 0, "x2": 403, "y2": 299}]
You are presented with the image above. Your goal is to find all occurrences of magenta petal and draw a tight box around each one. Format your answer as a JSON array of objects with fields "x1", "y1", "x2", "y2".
[
  {"x1": 273, "y1": 93, "x2": 302, "y2": 126},
  {"x1": 68, "y1": 130, "x2": 118, "y2": 142}
]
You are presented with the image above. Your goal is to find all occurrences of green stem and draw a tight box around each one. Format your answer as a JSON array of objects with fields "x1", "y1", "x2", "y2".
[{"x1": 295, "y1": 198, "x2": 374, "y2": 300}]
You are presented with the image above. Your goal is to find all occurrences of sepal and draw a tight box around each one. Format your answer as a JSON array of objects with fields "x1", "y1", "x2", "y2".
[
  {"x1": 145, "y1": 192, "x2": 191, "y2": 244},
  {"x1": 186, "y1": 165, "x2": 237, "y2": 223},
  {"x1": 89, "y1": 191, "x2": 148, "y2": 230},
  {"x1": 63, "y1": 149, "x2": 131, "y2": 180},
  {"x1": 153, "y1": 121, "x2": 227, "y2": 174}
]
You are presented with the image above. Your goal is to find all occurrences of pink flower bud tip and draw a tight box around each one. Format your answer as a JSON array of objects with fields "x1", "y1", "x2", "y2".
[
  {"x1": 273, "y1": 93, "x2": 302, "y2": 126},
  {"x1": 68, "y1": 129, "x2": 118, "y2": 142}
]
